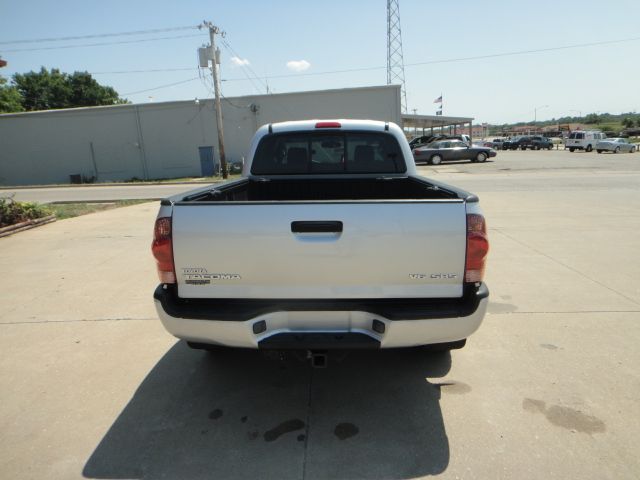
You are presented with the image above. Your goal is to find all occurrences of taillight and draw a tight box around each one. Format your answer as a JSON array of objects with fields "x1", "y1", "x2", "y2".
[
  {"x1": 152, "y1": 217, "x2": 176, "y2": 284},
  {"x1": 315, "y1": 121, "x2": 341, "y2": 129},
  {"x1": 465, "y1": 213, "x2": 489, "y2": 283}
]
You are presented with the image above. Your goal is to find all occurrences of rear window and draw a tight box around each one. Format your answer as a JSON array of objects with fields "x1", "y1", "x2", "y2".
[
  {"x1": 570, "y1": 132, "x2": 585, "y2": 139},
  {"x1": 251, "y1": 131, "x2": 406, "y2": 175}
]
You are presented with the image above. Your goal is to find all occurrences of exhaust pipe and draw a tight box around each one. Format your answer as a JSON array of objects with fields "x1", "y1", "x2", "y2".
[{"x1": 309, "y1": 350, "x2": 328, "y2": 368}]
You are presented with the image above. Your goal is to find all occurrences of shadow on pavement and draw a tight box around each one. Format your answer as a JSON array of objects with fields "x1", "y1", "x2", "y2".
[{"x1": 84, "y1": 341, "x2": 452, "y2": 480}]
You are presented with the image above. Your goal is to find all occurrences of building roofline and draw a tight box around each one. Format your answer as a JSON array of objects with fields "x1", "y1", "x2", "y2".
[{"x1": 0, "y1": 84, "x2": 402, "y2": 118}]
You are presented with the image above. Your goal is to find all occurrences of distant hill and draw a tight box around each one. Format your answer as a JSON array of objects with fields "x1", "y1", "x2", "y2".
[{"x1": 490, "y1": 112, "x2": 640, "y2": 136}]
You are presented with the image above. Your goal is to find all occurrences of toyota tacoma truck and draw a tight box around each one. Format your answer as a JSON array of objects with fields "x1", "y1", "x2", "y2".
[{"x1": 152, "y1": 120, "x2": 489, "y2": 362}]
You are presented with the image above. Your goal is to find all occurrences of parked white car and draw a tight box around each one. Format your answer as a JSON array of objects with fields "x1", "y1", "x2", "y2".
[
  {"x1": 596, "y1": 138, "x2": 637, "y2": 154},
  {"x1": 566, "y1": 131, "x2": 607, "y2": 152}
]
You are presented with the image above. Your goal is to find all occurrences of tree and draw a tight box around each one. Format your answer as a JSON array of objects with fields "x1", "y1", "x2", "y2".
[
  {"x1": 12, "y1": 67, "x2": 125, "y2": 111},
  {"x1": 0, "y1": 75, "x2": 24, "y2": 113},
  {"x1": 584, "y1": 113, "x2": 600, "y2": 124},
  {"x1": 67, "y1": 71, "x2": 123, "y2": 107},
  {"x1": 621, "y1": 117, "x2": 634, "y2": 128}
]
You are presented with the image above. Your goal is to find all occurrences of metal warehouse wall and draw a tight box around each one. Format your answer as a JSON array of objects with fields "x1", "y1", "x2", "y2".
[{"x1": 0, "y1": 85, "x2": 402, "y2": 186}]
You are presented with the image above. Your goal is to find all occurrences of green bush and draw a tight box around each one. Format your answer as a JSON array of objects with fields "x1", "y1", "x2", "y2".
[{"x1": 0, "y1": 196, "x2": 52, "y2": 228}]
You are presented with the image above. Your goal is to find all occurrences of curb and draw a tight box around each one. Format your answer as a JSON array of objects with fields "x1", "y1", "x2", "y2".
[
  {"x1": 0, "y1": 179, "x2": 238, "y2": 190},
  {"x1": 49, "y1": 199, "x2": 161, "y2": 205},
  {"x1": 0, "y1": 215, "x2": 57, "y2": 238}
]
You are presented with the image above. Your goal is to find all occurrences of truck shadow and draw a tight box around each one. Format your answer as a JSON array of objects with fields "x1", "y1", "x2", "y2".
[{"x1": 83, "y1": 342, "x2": 452, "y2": 480}]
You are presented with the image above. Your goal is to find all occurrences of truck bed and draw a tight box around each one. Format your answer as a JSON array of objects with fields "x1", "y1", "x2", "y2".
[{"x1": 178, "y1": 176, "x2": 469, "y2": 203}]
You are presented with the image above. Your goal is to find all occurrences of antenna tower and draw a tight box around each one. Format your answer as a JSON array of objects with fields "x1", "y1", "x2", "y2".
[{"x1": 386, "y1": 0, "x2": 408, "y2": 113}]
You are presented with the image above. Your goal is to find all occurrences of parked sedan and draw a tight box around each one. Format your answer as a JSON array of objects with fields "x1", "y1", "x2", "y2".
[
  {"x1": 484, "y1": 138, "x2": 507, "y2": 149},
  {"x1": 596, "y1": 138, "x2": 637, "y2": 154},
  {"x1": 413, "y1": 139, "x2": 497, "y2": 165},
  {"x1": 502, "y1": 136, "x2": 531, "y2": 150},
  {"x1": 530, "y1": 136, "x2": 554, "y2": 150}
]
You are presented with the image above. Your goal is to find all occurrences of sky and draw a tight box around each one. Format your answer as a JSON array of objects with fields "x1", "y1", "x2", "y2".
[{"x1": 1, "y1": 0, "x2": 639, "y2": 124}]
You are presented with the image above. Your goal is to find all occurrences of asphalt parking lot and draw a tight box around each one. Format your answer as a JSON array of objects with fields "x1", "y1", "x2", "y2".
[{"x1": 1, "y1": 149, "x2": 639, "y2": 479}]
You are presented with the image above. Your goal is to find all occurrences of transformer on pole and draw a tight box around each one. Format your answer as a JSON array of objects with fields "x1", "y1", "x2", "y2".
[{"x1": 386, "y1": 0, "x2": 408, "y2": 114}]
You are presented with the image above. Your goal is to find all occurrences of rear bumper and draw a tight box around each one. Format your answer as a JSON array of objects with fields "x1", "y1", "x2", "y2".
[{"x1": 153, "y1": 283, "x2": 489, "y2": 349}]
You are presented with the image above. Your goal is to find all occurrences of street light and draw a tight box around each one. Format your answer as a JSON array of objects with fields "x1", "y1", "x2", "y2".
[{"x1": 534, "y1": 105, "x2": 549, "y2": 123}]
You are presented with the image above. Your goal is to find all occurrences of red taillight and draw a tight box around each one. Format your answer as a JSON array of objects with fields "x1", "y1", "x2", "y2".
[
  {"x1": 152, "y1": 217, "x2": 176, "y2": 283},
  {"x1": 315, "y1": 121, "x2": 341, "y2": 129},
  {"x1": 465, "y1": 213, "x2": 489, "y2": 283}
]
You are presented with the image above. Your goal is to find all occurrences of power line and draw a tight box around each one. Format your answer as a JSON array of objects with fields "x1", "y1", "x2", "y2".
[
  {"x1": 109, "y1": 34, "x2": 640, "y2": 97},
  {"x1": 219, "y1": 42, "x2": 262, "y2": 94},
  {"x1": 226, "y1": 65, "x2": 384, "y2": 82},
  {"x1": 0, "y1": 25, "x2": 201, "y2": 45},
  {"x1": 404, "y1": 35, "x2": 640, "y2": 68},
  {"x1": 221, "y1": 93, "x2": 253, "y2": 109},
  {"x1": 122, "y1": 77, "x2": 200, "y2": 96},
  {"x1": 2, "y1": 33, "x2": 207, "y2": 53},
  {"x1": 198, "y1": 66, "x2": 215, "y2": 95},
  {"x1": 248, "y1": 35, "x2": 640, "y2": 81},
  {"x1": 219, "y1": 38, "x2": 268, "y2": 93},
  {"x1": 92, "y1": 67, "x2": 196, "y2": 75},
  {"x1": 85, "y1": 34, "x2": 640, "y2": 81},
  {"x1": 219, "y1": 42, "x2": 263, "y2": 94},
  {"x1": 103, "y1": 34, "x2": 640, "y2": 83}
]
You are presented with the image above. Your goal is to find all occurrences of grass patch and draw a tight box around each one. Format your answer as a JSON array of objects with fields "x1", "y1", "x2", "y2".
[
  {"x1": 0, "y1": 196, "x2": 53, "y2": 227},
  {"x1": 49, "y1": 200, "x2": 150, "y2": 220},
  {"x1": 126, "y1": 174, "x2": 242, "y2": 183}
]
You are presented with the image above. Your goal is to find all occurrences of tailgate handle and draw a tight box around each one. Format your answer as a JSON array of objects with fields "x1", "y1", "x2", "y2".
[{"x1": 291, "y1": 221, "x2": 343, "y2": 233}]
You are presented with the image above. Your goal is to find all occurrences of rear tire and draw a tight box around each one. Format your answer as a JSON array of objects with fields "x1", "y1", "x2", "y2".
[
  {"x1": 569, "y1": 148, "x2": 575, "y2": 152},
  {"x1": 476, "y1": 152, "x2": 487, "y2": 163},
  {"x1": 430, "y1": 154, "x2": 442, "y2": 165},
  {"x1": 597, "y1": 150, "x2": 602, "y2": 153},
  {"x1": 423, "y1": 339, "x2": 467, "y2": 352},
  {"x1": 614, "y1": 147, "x2": 620, "y2": 154}
]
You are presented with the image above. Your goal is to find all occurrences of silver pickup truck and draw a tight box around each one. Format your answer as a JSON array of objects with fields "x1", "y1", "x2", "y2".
[{"x1": 152, "y1": 120, "x2": 489, "y2": 363}]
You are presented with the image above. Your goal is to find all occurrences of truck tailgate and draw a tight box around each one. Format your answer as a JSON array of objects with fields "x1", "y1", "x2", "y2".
[{"x1": 172, "y1": 201, "x2": 466, "y2": 299}]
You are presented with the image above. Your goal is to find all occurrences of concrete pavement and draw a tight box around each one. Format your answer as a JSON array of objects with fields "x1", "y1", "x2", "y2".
[{"x1": 1, "y1": 157, "x2": 639, "y2": 479}]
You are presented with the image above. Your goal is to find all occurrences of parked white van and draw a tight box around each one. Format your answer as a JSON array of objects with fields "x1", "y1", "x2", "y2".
[{"x1": 565, "y1": 131, "x2": 607, "y2": 152}]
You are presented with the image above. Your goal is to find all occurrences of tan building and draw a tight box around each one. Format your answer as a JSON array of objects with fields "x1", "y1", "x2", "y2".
[
  {"x1": 1, "y1": 85, "x2": 404, "y2": 185},
  {"x1": 0, "y1": 84, "x2": 478, "y2": 186}
]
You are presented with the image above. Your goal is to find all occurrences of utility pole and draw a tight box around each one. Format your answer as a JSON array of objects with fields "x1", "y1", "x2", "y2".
[{"x1": 202, "y1": 21, "x2": 228, "y2": 179}]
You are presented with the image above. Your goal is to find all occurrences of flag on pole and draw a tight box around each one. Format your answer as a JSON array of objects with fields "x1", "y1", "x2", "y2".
[{"x1": 433, "y1": 95, "x2": 442, "y2": 103}]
